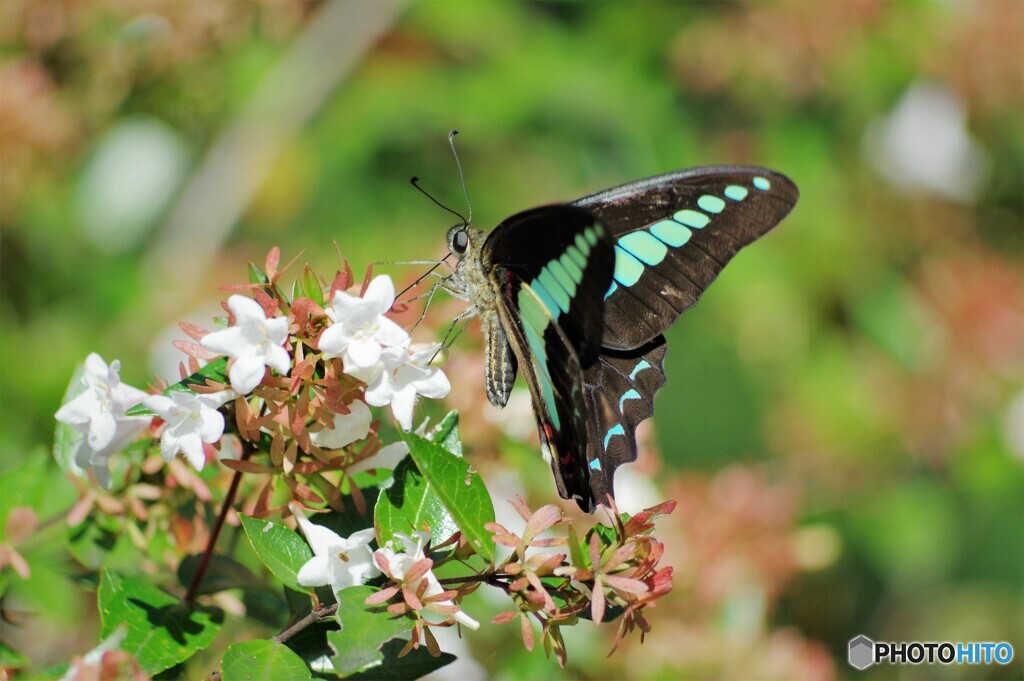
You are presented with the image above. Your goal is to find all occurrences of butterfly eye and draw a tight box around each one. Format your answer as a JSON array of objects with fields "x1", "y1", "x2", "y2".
[{"x1": 452, "y1": 229, "x2": 469, "y2": 255}]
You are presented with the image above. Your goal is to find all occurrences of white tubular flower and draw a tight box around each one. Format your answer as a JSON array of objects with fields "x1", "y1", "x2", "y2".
[
  {"x1": 375, "y1": 531, "x2": 479, "y2": 630},
  {"x1": 143, "y1": 390, "x2": 232, "y2": 471},
  {"x1": 292, "y1": 504, "x2": 380, "y2": 595},
  {"x1": 364, "y1": 343, "x2": 451, "y2": 431},
  {"x1": 319, "y1": 275, "x2": 409, "y2": 377},
  {"x1": 200, "y1": 295, "x2": 291, "y2": 394},
  {"x1": 310, "y1": 400, "x2": 372, "y2": 450},
  {"x1": 55, "y1": 353, "x2": 150, "y2": 488},
  {"x1": 346, "y1": 441, "x2": 409, "y2": 476}
]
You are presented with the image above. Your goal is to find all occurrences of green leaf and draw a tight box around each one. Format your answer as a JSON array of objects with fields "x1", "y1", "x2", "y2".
[
  {"x1": 566, "y1": 525, "x2": 587, "y2": 569},
  {"x1": 429, "y1": 410, "x2": 462, "y2": 457},
  {"x1": 239, "y1": 514, "x2": 314, "y2": 594},
  {"x1": 221, "y1": 640, "x2": 312, "y2": 681},
  {"x1": 301, "y1": 265, "x2": 324, "y2": 307},
  {"x1": 403, "y1": 432, "x2": 496, "y2": 561},
  {"x1": 375, "y1": 455, "x2": 457, "y2": 548},
  {"x1": 97, "y1": 569, "x2": 223, "y2": 675},
  {"x1": 327, "y1": 586, "x2": 413, "y2": 677},
  {"x1": 124, "y1": 358, "x2": 230, "y2": 417},
  {"x1": 249, "y1": 262, "x2": 269, "y2": 285},
  {"x1": 67, "y1": 515, "x2": 119, "y2": 569},
  {"x1": 346, "y1": 638, "x2": 456, "y2": 680},
  {"x1": 0, "y1": 639, "x2": 30, "y2": 669}
]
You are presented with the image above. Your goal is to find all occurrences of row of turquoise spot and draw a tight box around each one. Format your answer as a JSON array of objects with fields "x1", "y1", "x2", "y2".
[
  {"x1": 606, "y1": 177, "x2": 771, "y2": 298},
  {"x1": 517, "y1": 223, "x2": 605, "y2": 430},
  {"x1": 596, "y1": 358, "x2": 653, "y2": 458}
]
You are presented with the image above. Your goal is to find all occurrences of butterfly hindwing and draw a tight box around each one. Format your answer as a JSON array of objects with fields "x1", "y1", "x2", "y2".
[
  {"x1": 583, "y1": 336, "x2": 667, "y2": 505},
  {"x1": 571, "y1": 166, "x2": 799, "y2": 350}
]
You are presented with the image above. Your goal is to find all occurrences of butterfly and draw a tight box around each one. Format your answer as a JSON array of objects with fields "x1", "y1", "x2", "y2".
[{"x1": 439, "y1": 166, "x2": 799, "y2": 511}]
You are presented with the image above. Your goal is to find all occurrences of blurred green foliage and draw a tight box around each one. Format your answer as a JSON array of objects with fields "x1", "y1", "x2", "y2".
[{"x1": 1, "y1": 1, "x2": 1021, "y2": 678}]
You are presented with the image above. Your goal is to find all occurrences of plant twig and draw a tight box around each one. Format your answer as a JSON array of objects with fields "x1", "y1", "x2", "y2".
[
  {"x1": 273, "y1": 604, "x2": 340, "y2": 644},
  {"x1": 184, "y1": 440, "x2": 254, "y2": 602}
]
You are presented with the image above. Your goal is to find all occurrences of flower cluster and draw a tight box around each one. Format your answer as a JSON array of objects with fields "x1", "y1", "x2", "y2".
[
  {"x1": 292, "y1": 507, "x2": 480, "y2": 646},
  {"x1": 488, "y1": 497, "x2": 676, "y2": 666},
  {"x1": 48, "y1": 247, "x2": 677, "y2": 675},
  {"x1": 54, "y1": 249, "x2": 450, "y2": 511}
]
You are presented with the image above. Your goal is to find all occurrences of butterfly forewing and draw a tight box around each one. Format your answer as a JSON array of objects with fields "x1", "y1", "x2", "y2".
[
  {"x1": 483, "y1": 205, "x2": 616, "y2": 509},
  {"x1": 482, "y1": 205, "x2": 614, "y2": 367},
  {"x1": 493, "y1": 274, "x2": 593, "y2": 507},
  {"x1": 572, "y1": 166, "x2": 799, "y2": 350}
]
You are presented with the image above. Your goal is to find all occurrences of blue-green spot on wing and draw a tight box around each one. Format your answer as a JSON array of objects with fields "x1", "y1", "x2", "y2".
[{"x1": 571, "y1": 165, "x2": 799, "y2": 350}]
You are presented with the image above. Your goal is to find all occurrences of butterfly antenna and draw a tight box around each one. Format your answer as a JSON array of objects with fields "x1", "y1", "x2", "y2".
[
  {"x1": 448, "y1": 129, "x2": 472, "y2": 224},
  {"x1": 410, "y1": 177, "x2": 466, "y2": 226},
  {"x1": 394, "y1": 258, "x2": 449, "y2": 302}
]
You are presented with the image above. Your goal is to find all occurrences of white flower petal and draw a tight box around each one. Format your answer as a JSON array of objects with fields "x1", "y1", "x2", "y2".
[
  {"x1": 197, "y1": 408, "x2": 225, "y2": 443},
  {"x1": 229, "y1": 354, "x2": 266, "y2": 394},
  {"x1": 414, "y1": 368, "x2": 451, "y2": 400},
  {"x1": 295, "y1": 517, "x2": 346, "y2": 558},
  {"x1": 82, "y1": 353, "x2": 112, "y2": 385},
  {"x1": 362, "y1": 275, "x2": 396, "y2": 314},
  {"x1": 226, "y1": 294, "x2": 267, "y2": 323},
  {"x1": 453, "y1": 609, "x2": 480, "y2": 630},
  {"x1": 55, "y1": 392, "x2": 98, "y2": 426},
  {"x1": 179, "y1": 435, "x2": 206, "y2": 471},
  {"x1": 317, "y1": 324, "x2": 348, "y2": 358},
  {"x1": 347, "y1": 527, "x2": 378, "y2": 546},
  {"x1": 87, "y1": 410, "x2": 117, "y2": 450},
  {"x1": 389, "y1": 386, "x2": 418, "y2": 431},
  {"x1": 374, "y1": 316, "x2": 410, "y2": 347},
  {"x1": 143, "y1": 394, "x2": 176, "y2": 417},
  {"x1": 346, "y1": 360, "x2": 384, "y2": 385},
  {"x1": 345, "y1": 339, "x2": 382, "y2": 370},
  {"x1": 310, "y1": 401, "x2": 372, "y2": 450},
  {"x1": 297, "y1": 556, "x2": 331, "y2": 587},
  {"x1": 346, "y1": 441, "x2": 409, "y2": 475},
  {"x1": 328, "y1": 290, "x2": 362, "y2": 318},
  {"x1": 200, "y1": 325, "x2": 246, "y2": 355},
  {"x1": 264, "y1": 315, "x2": 290, "y2": 345},
  {"x1": 265, "y1": 344, "x2": 292, "y2": 376}
]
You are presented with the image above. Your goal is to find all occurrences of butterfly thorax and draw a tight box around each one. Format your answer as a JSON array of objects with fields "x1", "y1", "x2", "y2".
[{"x1": 445, "y1": 225, "x2": 518, "y2": 408}]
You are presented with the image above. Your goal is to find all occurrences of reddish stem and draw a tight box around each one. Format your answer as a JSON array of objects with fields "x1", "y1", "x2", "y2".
[{"x1": 184, "y1": 441, "x2": 253, "y2": 603}]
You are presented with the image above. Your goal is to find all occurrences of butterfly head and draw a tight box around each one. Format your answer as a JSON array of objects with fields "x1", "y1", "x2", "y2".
[{"x1": 446, "y1": 223, "x2": 486, "y2": 262}]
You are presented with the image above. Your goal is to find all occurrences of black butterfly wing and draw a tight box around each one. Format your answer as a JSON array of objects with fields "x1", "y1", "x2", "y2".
[
  {"x1": 483, "y1": 205, "x2": 616, "y2": 510},
  {"x1": 493, "y1": 273, "x2": 593, "y2": 508},
  {"x1": 483, "y1": 205, "x2": 614, "y2": 366},
  {"x1": 582, "y1": 337, "x2": 667, "y2": 506},
  {"x1": 571, "y1": 165, "x2": 799, "y2": 350}
]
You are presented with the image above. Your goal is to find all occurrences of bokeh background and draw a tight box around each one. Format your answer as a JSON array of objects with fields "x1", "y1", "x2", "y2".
[{"x1": 2, "y1": 1, "x2": 1022, "y2": 679}]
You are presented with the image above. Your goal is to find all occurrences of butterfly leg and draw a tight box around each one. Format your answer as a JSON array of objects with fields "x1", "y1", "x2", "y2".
[
  {"x1": 429, "y1": 305, "x2": 477, "y2": 363},
  {"x1": 407, "y1": 275, "x2": 461, "y2": 332}
]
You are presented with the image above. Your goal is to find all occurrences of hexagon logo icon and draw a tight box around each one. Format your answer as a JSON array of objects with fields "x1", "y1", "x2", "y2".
[{"x1": 848, "y1": 635, "x2": 875, "y2": 670}]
